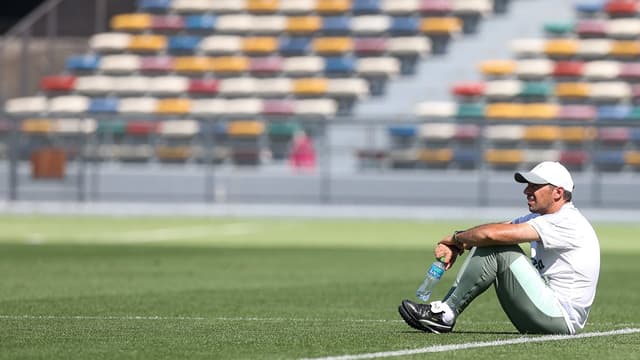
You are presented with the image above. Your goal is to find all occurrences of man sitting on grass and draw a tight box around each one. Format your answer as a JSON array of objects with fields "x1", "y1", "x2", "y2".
[{"x1": 399, "y1": 161, "x2": 600, "y2": 335}]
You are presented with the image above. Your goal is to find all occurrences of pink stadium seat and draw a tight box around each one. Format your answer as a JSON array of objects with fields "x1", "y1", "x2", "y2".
[
  {"x1": 557, "y1": 104, "x2": 597, "y2": 121},
  {"x1": 598, "y1": 127, "x2": 631, "y2": 144},
  {"x1": 553, "y1": 61, "x2": 584, "y2": 78},
  {"x1": 419, "y1": 0, "x2": 453, "y2": 15},
  {"x1": 262, "y1": 99, "x2": 296, "y2": 115},
  {"x1": 188, "y1": 78, "x2": 220, "y2": 95},
  {"x1": 151, "y1": 15, "x2": 185, "y2": 31},
  {"x1": 560, "y1": 150, "x2": 589, "y2": 168},
  {"x1": 453, "y1": 124, "x2": 481, "y2": 141},
  {"x1": 575, "y1": 19, "x2": 607, "y2": 38},
  {"x1": 140, "y1": 56, "x2": 174, "y2": 72},
  {"x1": 40, "y1": 75, "x2": 76, "y2": 92},
  {"x1": 619, "y1": 62, "x2": 640, "y2": 81},
  {"x1": 353, "y1": 37, "x2": 388, "y2": 55},
  {"x1": 249, "y1": 56, "x2": 284, "y2": 75},
  {"x1": 631, "y1": 84, "x2": 640, "y2": 103}
]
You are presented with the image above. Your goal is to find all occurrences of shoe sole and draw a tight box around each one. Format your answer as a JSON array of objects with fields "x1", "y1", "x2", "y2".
[
  {"x1": 398, "y1": 301, "x2": 453, "y2": 334},
  {"x1": 397, "y1": 303, "x2": 434, "y2": 333}
]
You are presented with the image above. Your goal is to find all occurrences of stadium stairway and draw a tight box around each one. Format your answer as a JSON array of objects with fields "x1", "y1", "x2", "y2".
[{"x1": 354, "y1": 0, "x2": 575, "y2": 116}]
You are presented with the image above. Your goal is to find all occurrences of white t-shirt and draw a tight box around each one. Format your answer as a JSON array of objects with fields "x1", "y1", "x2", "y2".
[{"x1": 512, "y1": 203, "x2": 600, "y2": 332}]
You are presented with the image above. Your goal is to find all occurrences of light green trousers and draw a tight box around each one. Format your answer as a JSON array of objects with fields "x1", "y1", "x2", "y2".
[{"x1": 443, "y1": 245, "x2": 571, "y2": 334}]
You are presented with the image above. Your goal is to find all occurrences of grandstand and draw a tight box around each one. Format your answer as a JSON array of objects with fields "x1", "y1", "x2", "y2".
[{"x1": 1, "y1": 0, "x2": 639, "y2": 207}]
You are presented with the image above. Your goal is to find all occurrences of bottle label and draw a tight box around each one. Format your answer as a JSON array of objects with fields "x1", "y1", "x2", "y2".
[{"x1": 428, "y1": 264, "x2": 445, "y2": 279}]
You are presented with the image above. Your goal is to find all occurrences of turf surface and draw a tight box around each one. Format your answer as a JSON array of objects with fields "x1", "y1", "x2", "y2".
[{"x1": 0, "y1": 216, "x2": 638, "y2": 359}]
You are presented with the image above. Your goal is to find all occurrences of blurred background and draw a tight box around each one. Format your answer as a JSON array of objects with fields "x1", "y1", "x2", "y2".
[{"x1": 1, "y1": 0, "x2": 639, "y2": 212}]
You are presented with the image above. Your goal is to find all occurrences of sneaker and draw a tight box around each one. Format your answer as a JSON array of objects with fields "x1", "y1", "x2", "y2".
[{"x1": 397, "y1": 299, "x2": 454, "y2": 334}]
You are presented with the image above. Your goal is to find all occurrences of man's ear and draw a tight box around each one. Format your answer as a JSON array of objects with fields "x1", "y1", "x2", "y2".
[{"x1": 553, "y1": 186, "x2": 564, "y2": 201}]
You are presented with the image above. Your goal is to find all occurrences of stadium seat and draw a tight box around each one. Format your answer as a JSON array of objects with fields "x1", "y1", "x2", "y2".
[
  {"x1": 156, "y1": 98, "x2": 191, "y2": 115},
  {"x1": 583, "y1": 60, "x2": 621, "y2": 80},
  {"x1": 5, "y1": 96, "x2": 48, "y2": 114},
  {"x1": 560, "y1": 126, "x2": 596, "y2": 143},
  {"x1": 485, "y1": 80, "x2": 521, "y2": 101},
  {"x1": 419, "y1": 0, "x2": 452, "y2": 16},
  {"x1": 605, "y1": 0, "x2": 638, "y2": 18},
  {"x1": 111, "y1": 13, "x2": 152, "y2": 31},
  {"x1": 544, "y1": 39, "x2": 579, "y2": 58},
  {"x1": 353, "y1": 37, "x2": 387, "y2": 55},
  {"x1": 293, "y1": 99, "x2": 337, "y2": 116},
  {"x1": 485, "y1": 103, "x2": 524, "y2": 119},
  {"x1": 313, "y1": 37, "x2": 353, "y2": 55},
  {"x1": 149, "y1": 76, "x2": 189, "y2": 95},
  {"x1": 456, "y1": 103, "x2": 485, "y2": 120},
  {"x1": 515, "y1": 59, "x2": 554, "y2": 80},
  {"x1": 141, "y1": 55, "x2": 174, "y2": 72},
  {"x1": 118, "y1": 97, "x2": 158, "y2": 114},
  {"x1": 224, "y1": 98, "x2": 264, "y2": 115},
  {"x1": 419, "y1": 123, "x2": 456, "y2": 141},
  {"x1": 280, "y1": 0, "x2": 315, "y2": 13},
  {"x1": 523, "y1": 126, "x2": 561, "y2": 143},
  {"x1": 139, "y1": 0, "x2": 172, "y2": 13},
  {"x1": 54, "y1": 118, "x2": 96, "y2": 134},
  {"x1": 555, "y1": 82, "x2": 590, "y2": 102},
  {"x1": 212, "y1": 56, "x2": 250, "y2": 73},
  {"x1": 321, "y1": 16, "x2": 351, "y2": 34},
  {"x1": 100, "y1": 54, "x2": 141, "y2": 73},
  {"x1": 172, "y1": 0, "x2": 215, "y2": 13},
  {"x1": 524, "y1": 103, "x2": 559, "y2": 120},
  {"x1": 557, "y1": 104, "x2": 597, "y2": 121},
  {"x1": 200, "y1": 35, "x2": 241, "y2": 54},
  {"x1": 479, "y1": 59, "x2": 516, "y2": 78},
  {"x1": 75, "y1": 75, "x2": 116, "y2": 94},
  {"x1": 484, "y1": 125, "x2": 525, "y2": 143},
  {"x1": 559, "y1": 150, "x2": 589, "y2": 170},
  {"x1": 597, "y1": 127, "x2": 631, "y2": 145},
  {"x1": 228, "y1": 120, "x2": 265, "y2": 137},
  {"x1": 485, "y1": 149, "x2": 524, "y2": 168},
  {"x1": 610, "y1": 40, "x2": 640, "y2": 59},
  {"x1": 576, "y1": 19, "x2": 607, "y2": 38},
  {"x1": 316, "y1": 0, "x2": 351, "y2": 14},
  {"x1": 524, "y1": 149, "x2": 561, "y2": 164},
  {"x1": 389, "y1": 16, "x2": 419, "y2": 35},
  {"x1": 293, "y1": 78, "x2": 329, "y2": 96},
  {"x1": 420, "y1": 17, "x2": 461, "y2": 54},
  {"x1": 353, "y1": 0, "x2": 382, "y2": 14},
  {"x1": 90, "y1": 33, "x2": 132, "y2": 52},
  {"x1": 607, "y1": 18, "x2": 640, "y2": 39},
  {"x1": 453, "y1": 148, "x2": 481, "y2": 169},
  {"x1": 128, "y1": 34, "x2": 167, "y2": 52},
  {"x1": 49, "y1": 96, "x2": 90, "y2": 114},
  {"x1": 577, "y1": 39, "x2": 612, "y2": 60},
  {"x1": 40, "y1": 75, "x2": 76, "y2": 92},
  {"x1": 252, "y1": 15, "x2": 287, "y2": 34},
  {"x1": 452, "y1": 0, "x2": 492, "y2": 34},
  {"x1": 453, "y1": 124, "x2": 481, "y2": 141},
  {"x1": 111, "y1": 75, "x2": 149, "y2": 94},
  {"x1": 519, "y1": 81, "x2": 553, "y2": 102},
  {"x1": 88, "y1": 98, "x2": 119, "y2": 113},
  {"x1": 255, "y1": 78, "x2": 293, "y2": 97},
  {"x1": 262, "y1": 99, "x2": 296, "y2": 116},
  {"x1": 287, "y1": 16, "x2": 322, "y2": 33},
  {"x1": 219, "y1": 78, "x2": 258, "y2": 96},
  {"x1": 184, "y1": 14, "x2": 217, "y2": 31},
  {"x1": 250, "y1": 56, "x2": 284, "y2": 75},
  {"x1": 624, "y1": 150, "x2": 640, "y2": 167},
  {"x1": 283, "y1": 56, "x2": 324, "y2": 75},
  {"x1": 414, "y1": 101, "x2": 456, "y2": 119},
  {"x1": 418, "y1": 148, "x2": 453, "y2": 167},
  {"x1": 279, "y1": 37, "x2": 312, "y2": 55},
  {"x1": 327, "y1": 78, "x2": 369, "y2": 99},
  {"x1": 247, "y1": 0, "x2": 279, "y2": 13},
  {"x1": 620, "y1": 62, "x2": 640, "y2": 82},
  {"x1": 217, "y1": 14, "x2": 253, "y2": 33},
  {"x1": 451, "y1": 81, "x2": 485, "y2": 99},
  {"x1": 597, "y1": 104, "x2": 631, "y2": 120},
  {"x1": 553, "y1": 61, "x2": 584, "y2": 79},
  {"x1": 168, "y1": 35, "x2": 201, "y2": 53},
  {"x1": 351, "y1": 15, "x2": 390, "y2": 34},
  {"x1": 544, "y1": 21, "x2": 575, "y2": 37},
  {"x1": 591, "y1": 82, "x2": 631, "y2": 103},
  {"x1": 21, "y1": 118, "x2": 53, "y2": 134},
  {"x1": 510, "y1": 38, "x2": 545, "y2": 58},
  {"x1": 324, "y1": 57, "x2": 356, "y2": 75},
  {"x1": 243, "y1": 37, "x2": 279, "y2": 54},
  {"x1": 188, "y1": 78, "x2": 220, "y2": 95},
  {"x1": 65, "y1": 54, "x2": 101, "y2": 72}
]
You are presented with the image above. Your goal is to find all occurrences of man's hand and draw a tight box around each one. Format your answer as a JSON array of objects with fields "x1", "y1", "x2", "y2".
[{"x1": 434, "y1": 243, "x2": 460, "y2": 270}]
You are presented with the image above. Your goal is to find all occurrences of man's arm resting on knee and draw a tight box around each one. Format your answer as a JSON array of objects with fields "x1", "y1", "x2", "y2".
[{"x1": 440, "y1": 223, "x2": 540, "y2": 250}]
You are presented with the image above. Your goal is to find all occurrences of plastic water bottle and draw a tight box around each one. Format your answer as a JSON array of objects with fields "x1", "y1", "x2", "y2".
[{"x1": 416, "y1": 257, "x2": 446, "y2": 302}]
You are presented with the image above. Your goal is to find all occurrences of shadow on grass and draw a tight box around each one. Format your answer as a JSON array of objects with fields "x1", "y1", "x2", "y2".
[{"x1": 401, "y1": 330, "x2": 520, "y2": 335}]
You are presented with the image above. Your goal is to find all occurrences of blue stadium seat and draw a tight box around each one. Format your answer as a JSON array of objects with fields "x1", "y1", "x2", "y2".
[
  {"x1": 574, "y1": 1, "x2": 605, "y2": 16},
  {"x1": 594, "y1": 150, "x2": 626, "y2": 171},
  {"x1": 322, "y1": 16, "x2": 351, "y2": 34},
  {"x1": 389, "y1": 17, "x2": 419, "y2": 35},
  {"x1": 324, "y1": 57, "x2": 355, "y2": 75},
  {"x1": 89, "y1": 98, "x2": 119, "y2": 113},
  {"x1": 279, "y1": 37, "x2": 312, "y2": 55},
  {"x1": 138, "y1": 0, "x2": 172, "y2": 12},
  {"x1": 453, "y1": 148, "x2": 481, "y2": 168},
  {"x1": 184, "y1": 14, "x2": 217, "y2": 31},
  {"x1": 597, "y1": 105, "x2": 631, "y2": 121},
  {"x1": 65, "y1": 54, "x2": 100, "y2": 72},
  {"x1": 352, "y1": 0, "x2": 381, "y2": 14},
  {"x1": 388, "y1": 125, "x2": 417, "y2": 138},
  {"x1": 630, "y1": 128, "x2": 640, "y2": 143},
  {"x1": 168, "y1": 35, "x2": 202, "y2": 53}
]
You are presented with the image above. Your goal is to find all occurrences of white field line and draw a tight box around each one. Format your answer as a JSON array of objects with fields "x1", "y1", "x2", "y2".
[
  {"x1": 300, "y1": 328, "x2": 640, "y2": 360},
  {"x1": 26, "y1": 222, "x2": 258, "y2": 244}
]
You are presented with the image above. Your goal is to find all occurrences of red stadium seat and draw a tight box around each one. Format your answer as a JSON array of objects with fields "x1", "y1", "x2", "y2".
[
  {"x1": 262, "y1": 99, "x2": 295, "y2": 116},
  {"x1": 188, "y1": 78, "x2": 220, "y2": 94},
  {"x1": 126, "y1": 121, "x2": 158, "y2": 135},
  {"x1": 605, "y1": 0, "x2": 638, "y2": 17},
  {"x1": 40, "y1": 75, "x2": 76, "y2": 92},
  {"x1": 451, "y1": 81, "x2": 485, "y2": 97},
  {"x1": 553, "y1": 61, "x2": 584, "y2": 78},
  {"x1": 353, "y1": 38, "x2": 388, "y2": 55},
  {"x1": 560, "y1": 150, "x2": 589, "y2": 169}
]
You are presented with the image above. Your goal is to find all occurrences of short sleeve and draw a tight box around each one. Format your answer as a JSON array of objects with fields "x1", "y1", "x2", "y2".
[
  {"x1": 512, "y1": 213, "x2": 539, "y2": 224},
  {"x1": 528, "y1": 213, "x2": 577, "y2": 250}
]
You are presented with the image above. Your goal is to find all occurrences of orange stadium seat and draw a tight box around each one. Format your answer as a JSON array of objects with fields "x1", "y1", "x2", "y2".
[
  {"x1": 242, "y1": 37, "x2": 278, "y2": 54},
  {"x1": 155, "y1": 98, "x2": 192, "y2": 115},
  {"x1": 312, "y1": 37, "x2": 353, "y2": 54},
  {"x1": 286, "y1": 16, "x2": 322, "y2": 33},
  {"x1": 247, "y1": 0, "x2": 280, "y2": 13},
  {"x1": 523, "y1": 126, "x2": 561, "y2": 143},
  {"x1": 420, "y1": 17, "x2": 462, "y2": 35},
  {"x1": 128, "y1": 34, "x2": 167, "y2": 52},
  {"x1": 174, "y1": 56, "x2": 215, "y2": 73},
  {"x1": 560, "y1": 127, "x2": 596, "y2": 143},
  {"x1": 211, "y1": 56, "x2": 250, "y2": 73},
  {"x1": 485, "y1": 149, "x2": 524, "y2": 166},
  {"x1": 610, "y1": 40, "x2": 640, "y2": 58},
  {"x1": 625, "y1": 151, "x2": 640, "y2": 166},
  {"x1": 544, "y1": 39, "x2": 578, "y2": 58},
  {"x1": 315, "y1": 0, "x2": 351, "y2": 14},
  {"x1": 479, "y1": 60, "x2": 516, "y2": 77},
  {"x1": 555, "y1": 82, "x2": 591, "y2": 100},
  {"x1": 524, "y1": 103, "x2": 558, "y2": 119},
  {"x1": 111, "y1": 14, "x2": 152, "y2": 31},
  {"x1": 418, "y1": 148, "x2": 453, "y2": 165},
  {"x1": 485, "y1": 103, "x2": 524, "y2": 119},
  {"x1": 22, "y1": 119, "x2": 53, "y2": 134},
  {"x1": 293, "y1": 78, "x2": 329, "y2": 96},
  {"x1": 227, "y1": 121, "x2": 265, "y2": 137}
]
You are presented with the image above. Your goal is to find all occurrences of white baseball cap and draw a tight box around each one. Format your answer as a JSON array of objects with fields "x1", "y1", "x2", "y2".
[{"x1": 514, "y1": 161, "x2": 574, "y2": 191}]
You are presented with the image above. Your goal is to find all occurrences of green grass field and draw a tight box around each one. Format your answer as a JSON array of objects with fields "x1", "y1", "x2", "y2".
[{"x1": 0, "y1": 215, "x2": 638, "y2": 359}]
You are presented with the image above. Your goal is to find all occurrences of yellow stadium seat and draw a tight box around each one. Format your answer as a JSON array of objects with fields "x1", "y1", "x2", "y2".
[
  {"x1": 420, "y1": 17, "x2": 462, "y2": 34},
  {"x1": 211, "y1": 56, "x2": 249, "y2": 73},
  {"x1": 555, "y1": 82, "x2": 590, "y2": 99},
  {"x1": 544, "y1": 39, "x2": 578, "y2": 57},
  {"x1": 174, "y1": 57, "x2": 215, "y2": 73},
  {"x1": 287, "y1": 16, "x2": 322, "y2": 33},
  {"x1": 156, "y1": 98, "x2": 191, "y2": 114},
  {"x1": 523, "y1": 126, "x2": 561, "y2": 142},
  {"x1": 524, "y1": 103, "x2": 558, "y2": 120},
  {"x1": 479, "y1": 60, "x2": 516, "y2": 77},
  {"x1": 247, "y1": 0, "x2": 279, "y2": 13},
  {"x1": 227, "y1": 121, "x2": 265, "y2": 137},
  {"x1": 418, "y1": 148, "x2": 453, "y2": 163},
  {"x1": 625, "y1": 151, "x2": 640, "y2": 166},
  {"x1": 293, "y1": 78, "x2": 329, "y2": 95},
  {"x1": 313, "y1": 37, "x2": 353, "y2": 54},
  {"x1": 485, "y1": 149, "x2": 524, "y2": 165},
  {"x1": 128, "y1": 34, "x2": 167, "y2": 52},
  {"x1": 610, "y1": 40, "x2": 640, "y2": 57},
  {"x1": 316, "y1": 0, "x2": 351, "y2": 14},
  {"x1": 243, "y1": 37, "x2": 278, "y2": 54},
  {"x1": 485, "y1": 103, "x2": 524, "y2": 119},
  {"x1": 21, "y1": 119, "x2": 52, "y2": 133},
  {"x1": 560, "y1": 127, "x2": 596, "y2": 143},
  {"x1": 156, "y1": 146, "x2": 193, "y2": 161},
  {"x1": 111, "y1": 14, "x2": 152, "y2": 31}
]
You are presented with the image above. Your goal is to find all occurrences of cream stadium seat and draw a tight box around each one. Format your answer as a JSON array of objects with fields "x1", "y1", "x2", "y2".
[
  {"x1": 5, "y1": 96, "x2": 48, "y2": 114},
  {"x1": 149, "y1": 76, "x2": 190, "y2": 96},
  {"x1": 200, "y1": 35, "x2": 242, "y2": 54},
  {"x1": 351, "y1": 15, "x2": 391, "y2": 35},
  {"x1": 283, "y1": 56, "x2": 324, "y2": 75},
  {"x1": 99, "y1": 54, "x2": 141, "y2": 74},
  {"x1": 293, "y1": 99, "x2": 337, "y2": 116},
  {"x1": 89, "y1": 32, "x2": 132, "y2": 52},
  {"x1": 217, "y1": 14, "x2": 253, "y2": 33},
  {"x1": 117, "y1": 97, "x2": 158, "y2": 114},
  {"x1": 75, "y1": 75, "x2": 116, "y2": 95},
  {"x1": 583, "y1": 60, "x2": 621, "y2": 80},
  {"x1": 49, "y1": 95, "x2": 90, "y2": 114},
  {"x1": 414, "y1": 101, "x2": 457, "y2": 119},
  {"x1": 112, "y1": 76, "x2": 151, "y2": 95}
]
